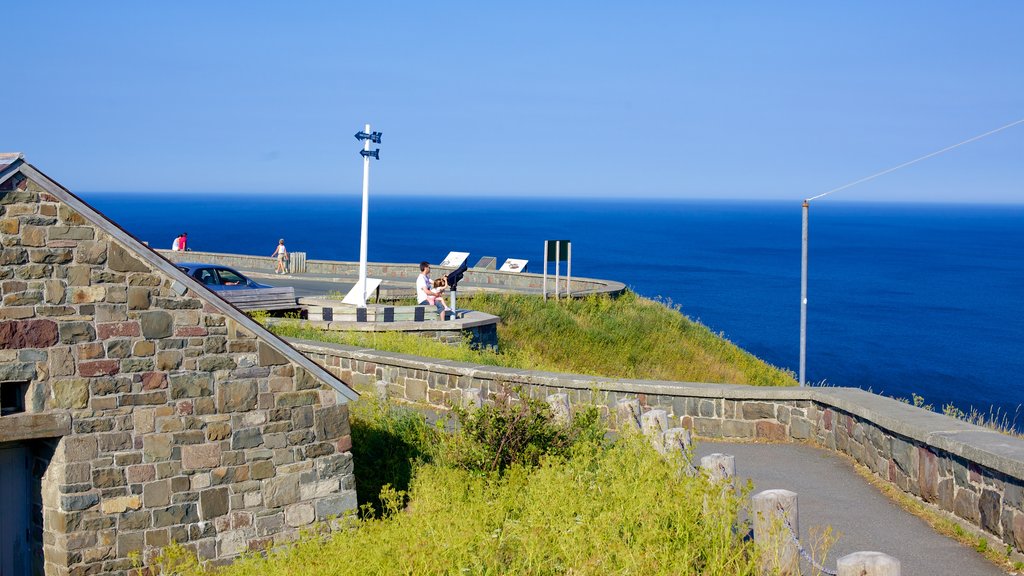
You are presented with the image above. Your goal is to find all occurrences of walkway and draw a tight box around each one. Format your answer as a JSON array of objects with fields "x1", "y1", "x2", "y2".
[{"x1": 696, "y1": 441, "x2": 1009, "y2": 576}]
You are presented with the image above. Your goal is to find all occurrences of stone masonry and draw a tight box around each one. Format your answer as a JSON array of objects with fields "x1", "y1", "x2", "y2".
[
  {"x1": 290, "y1": 338, "x2": 1024, "y2": 558},
  {"x1": 0, "y1": 157, "x2": 359, "y2": 575}
]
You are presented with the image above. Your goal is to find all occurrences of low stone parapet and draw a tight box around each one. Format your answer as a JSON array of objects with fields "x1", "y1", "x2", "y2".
[{"x1": 288, "y1": 337, "x2": 1024, "y2": 556}]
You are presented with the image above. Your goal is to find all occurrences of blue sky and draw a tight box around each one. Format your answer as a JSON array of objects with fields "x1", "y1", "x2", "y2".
[{"x1": 4, "y1": 2, "x2": 1022, "y2": 202}]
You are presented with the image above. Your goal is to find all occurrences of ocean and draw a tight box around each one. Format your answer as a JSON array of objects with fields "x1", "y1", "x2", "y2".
[{"x1": 84, "y1": 193, "x2": 1024, "y2": 424}]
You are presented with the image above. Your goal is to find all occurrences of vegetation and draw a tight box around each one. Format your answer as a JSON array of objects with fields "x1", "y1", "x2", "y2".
[
  {"x1": 897, "y1": 393, "x2": 1023, "y2": 438},
  {"x1": 153, "y1": 391, "x2": 763, "y2": 575},
  {"x1": 261, "y1": 291, "x2": 797, "y2": 387}
]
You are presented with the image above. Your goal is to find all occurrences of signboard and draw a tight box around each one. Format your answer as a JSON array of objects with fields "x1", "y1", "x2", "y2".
[
  {"x1": 546, "y1": 240, "x2": 571, "y2": 262},
  {"x1": 341, "y1": 278, "x2": 383, "y2": 306},
  {"x1": 473, "y1": 256, "x2": 497, "y2": 270},
  {"x1": 439, "y1": 251, "x2": 470, "y2": 268},
  {"x1": 499, "y1": 258, "x2": 528, "y2": 273}
]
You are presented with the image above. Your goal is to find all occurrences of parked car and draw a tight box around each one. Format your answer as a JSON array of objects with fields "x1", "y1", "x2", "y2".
[{"x1": 176, "y1": 263, "x2": 270, "y2": 291}]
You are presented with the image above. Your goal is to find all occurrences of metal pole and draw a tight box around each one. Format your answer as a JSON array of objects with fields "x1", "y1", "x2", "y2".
[
  {"x1": 799, "y1": 200, "x2": 809, "y2": 386},
  {"x1": 566, "y1": 241, "x2": 572, "y2": 297},
  {"x1": 555, "y1": 242, "x2": 560, "y2": 300},
  {"x1": 543, "y1": 240, "x2": 548, "y2": 301},
  {"x1": 358, "y1": 123, "x2": 371, "y2": 308}
]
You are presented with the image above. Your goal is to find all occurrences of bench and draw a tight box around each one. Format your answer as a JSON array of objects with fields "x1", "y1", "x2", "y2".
[{"x1": 219, "y1": 287, "x2": 298, "y2": 312}]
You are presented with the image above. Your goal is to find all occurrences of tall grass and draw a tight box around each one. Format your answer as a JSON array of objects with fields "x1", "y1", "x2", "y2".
[
  {"x1": 263, "y1": 291, "x2": 796, "y2": 387},
  {"x1": 158, "y1": 397, "x2": 761, "y2": 576}
]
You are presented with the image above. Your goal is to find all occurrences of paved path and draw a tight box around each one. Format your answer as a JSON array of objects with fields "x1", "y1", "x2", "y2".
[{"x1": 696, "y1": 441, "x2": 1009, "y2": 576}]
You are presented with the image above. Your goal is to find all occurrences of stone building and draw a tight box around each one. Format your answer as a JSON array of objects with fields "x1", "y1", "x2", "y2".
[{"x1": 0, "y1": 153, "x2": 359, "y2": 575}]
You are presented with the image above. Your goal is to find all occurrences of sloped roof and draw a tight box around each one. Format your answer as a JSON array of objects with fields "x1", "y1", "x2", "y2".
[{"x1": 0, "y1": 154, "x2": 358, "y2": 402}]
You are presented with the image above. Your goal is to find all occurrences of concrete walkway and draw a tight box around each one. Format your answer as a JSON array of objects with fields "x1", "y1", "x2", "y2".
[{"x1": 696, "y1": 441, "x2": 1010, "y2": 576}]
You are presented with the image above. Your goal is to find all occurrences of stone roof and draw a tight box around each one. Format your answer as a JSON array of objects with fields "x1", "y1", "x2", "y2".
[{"x1": 0, "y1": 154, "x2": 358, "y2": 402}]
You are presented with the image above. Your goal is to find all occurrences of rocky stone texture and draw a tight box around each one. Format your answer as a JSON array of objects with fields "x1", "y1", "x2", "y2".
[
  {"x1": 0, "y1": 177, "x2": 356, "y2": 576},
  {"x1": 294, "y1": 339, "x2": 1024, "y2": 559}
]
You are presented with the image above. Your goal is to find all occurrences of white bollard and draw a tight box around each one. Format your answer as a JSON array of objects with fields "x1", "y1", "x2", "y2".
[
  {"x1": 641, "y1": 409, "x2": 669, "y2": 451},
  {"x1": 374, "y1": 380, "x2": 389, "y2": 402},
  {"x1": 837, "y1": 551, "x2": 900, "y2": 576},
  {"x1": 616, "y1": 399, "x2": 642, "y2": 432},
  {"x1": 546, "y1": 393, "x2": 571, "y2": 425},
  {"x1": 699, "y1": 453, "x2": 735, "y2": 486},
  {"x1": 752, "y1": 489, "x2": 800, "y2": 576},
  {"x1": 460, "y1": 388, "x2": 483, "y2": 411}
]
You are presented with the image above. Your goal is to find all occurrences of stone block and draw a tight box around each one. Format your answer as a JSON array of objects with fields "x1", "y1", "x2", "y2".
[
  {"x1": 170, "y1": 372, "x2": 213, "y2": 399},
  {"x1": 182, "y1": 443, "x2": 223, "y2": 470},
  {"x1": 107, "y1": 242, "x2": 149, "y2": 272},
  {"x1": 143, "y1": 434, "x2": 173, "y2": 461},
  {"x1": 101, "y1": 495, "x2": 142, "y2": 514},
  {"x1": 285, "y1": 503, "x2": 315, "y2": 527},
  {"x1": 314, "y1": 491, "x2": 357, "y2": 520},
  {"x1": 157, "y1": 350, "x2": 182, "y2": 370},
  {"x1": 58, "y1": 321, "x2": 95, "y2": 344},
  {"x1": 140, "y1": 310, "x2": 173, "y2": 339},
  {"x1": 69, "y1": 285, "x2": 106, "y2": 304},
  {"x1": 132, "y1": 340, "x2": 155, "y2": 357},
  {"x1": 62, "y1": 435, "x2": 98, "y2": 462},
  {"x1": 257, "y1": 341, "x2": 288, "y2": 366},
  {"x1": 231, "y1": 428, "x2": 264, "y2": 450},
  {"x1": 314, "y1": 403, "x2": 349, "y2": 441},
  {"x1": 144, "y1": 480, "x2": 171, "y2": 508},
  {"x1": 199, "y1": 486, "x2": 229, "y2": 520},
  {"x1": 152, "y1": 503, "x2": 198, "y2": 528},
  {"x1": 250, "y1": 460, "x2": 275, "y2": 480},
  {"x1": 218, "y1": 379, "x2": 258, "y2": 412},
  {"x1": 127, "y1": 286, "x2": 150, "y2": 310},
  {"x1": 199, "y1": 355, "x2": 237, "y2": 371},
  {"x1": 52, "y1": 378, "x2": 90, "y2": 409},
  {"x1": 275, "y1": 390, "x2": 319, "y2": 408},
  {"x1": 97, "y1": 321, "x2": 140, "y2": 339},
  {"x1": 62, "y1": 492, "x2": 99, "y2": 511},
  {"x1": 79, "y1": 359, "x2": 120, "y2": 377},
  {"x1": 93, "y1": 467, "x2": 126, "y2": 488},
  {"x1": 0, "y1": 318, "x2": 59, "y2": 348},
  {"x1": 29, "y1": 247, "x2": 73, "y2": 263},
  {"x1": 263, "y1": 475, "x2": 300, "y2": 508},
  {"x1": 48, "y1": 225, "x2": 93, "y2": 241},
  {"x1": 741, "y1": 402, "x2": 776, "y2": 420},
  {"x1": 756, "y1": 420, "x2": 787, "y2": 441},
  {"x1": 980, "y1": 489, "x2": 1002, "y2": 534}
]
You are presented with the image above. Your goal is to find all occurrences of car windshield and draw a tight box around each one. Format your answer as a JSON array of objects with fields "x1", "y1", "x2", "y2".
[
  {"x1": 194, "y1": 268, "x2": 218, "y2": 285},
  {"x1": 216, "y1": 269, "x2": 247, "y2": 286}
]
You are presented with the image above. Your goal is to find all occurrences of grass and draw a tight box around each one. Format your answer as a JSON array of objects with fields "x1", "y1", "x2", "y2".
[
  {"x1": 154, "y1": 393, "x2": 765, "y2": 576},
  {"x1": 259, "y1": 291, "x2": 797, "y2": 387}
]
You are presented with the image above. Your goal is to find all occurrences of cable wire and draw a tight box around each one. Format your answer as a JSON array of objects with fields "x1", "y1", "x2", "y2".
[{"x1": 806, "y1": 118, "x2": 1024, "y2": 202}]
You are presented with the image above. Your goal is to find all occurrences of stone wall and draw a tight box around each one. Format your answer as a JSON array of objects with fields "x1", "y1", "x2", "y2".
[
  {"x1": 157, "y1": 249, "x2": 625, "y2": 297},
  {"x1": 289, "y1": 337, "x2": 1024, "y2": 556},
  {"x1": 0, "y1": 169, "x2": 358, "y2": 575}
]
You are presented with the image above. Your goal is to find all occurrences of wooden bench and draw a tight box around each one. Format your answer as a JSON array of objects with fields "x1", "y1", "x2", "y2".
[{"x1": 219, "y1": 287, "x2": 298, "y2": 312}]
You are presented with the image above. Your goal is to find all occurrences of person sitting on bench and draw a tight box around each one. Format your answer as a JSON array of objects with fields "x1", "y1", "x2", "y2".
[{"x1": 416, "y1": 261, "x2": 449, "y2": 317}]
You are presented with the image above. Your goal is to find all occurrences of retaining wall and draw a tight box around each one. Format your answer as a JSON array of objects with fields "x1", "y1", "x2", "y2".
[{"x1": 288, "y1": 337, "x2": 1024, "y2": 556}]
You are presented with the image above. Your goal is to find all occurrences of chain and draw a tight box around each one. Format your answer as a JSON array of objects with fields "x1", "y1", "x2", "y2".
[{"x1": 778, "y1": 503, "x2": 837, "y2": 576}]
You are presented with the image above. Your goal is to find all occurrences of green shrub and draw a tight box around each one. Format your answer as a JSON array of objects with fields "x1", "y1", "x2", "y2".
[
  {"x1": 440, "y1": 386, "x2": 605, "y2": 474},
  {"x1": 348, "y1": 393, "x2": 441, "y2": 518}
]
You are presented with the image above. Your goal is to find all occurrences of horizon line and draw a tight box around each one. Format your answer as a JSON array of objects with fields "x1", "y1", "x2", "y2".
[{"x1": 76, "y1": 190, "x2": 1024, "y2": 206}]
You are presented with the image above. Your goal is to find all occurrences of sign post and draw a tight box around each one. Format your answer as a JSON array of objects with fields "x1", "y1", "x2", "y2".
[
  {"x1": 354, "y1": 125, "x2": 381, "y2": 308},
  {"x1": 543, "y1": 240, "x2": 571, "y2": 300}
]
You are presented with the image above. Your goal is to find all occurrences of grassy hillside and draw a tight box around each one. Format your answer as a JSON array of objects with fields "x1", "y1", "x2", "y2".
[{"x1": 265, "y1": 291, "x2": 796, "y2": 387}]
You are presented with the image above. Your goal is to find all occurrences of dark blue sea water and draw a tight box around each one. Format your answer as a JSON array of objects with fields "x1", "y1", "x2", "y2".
[{"x1": 85, "y1": 193, "x2": 1024, "y2": 424}]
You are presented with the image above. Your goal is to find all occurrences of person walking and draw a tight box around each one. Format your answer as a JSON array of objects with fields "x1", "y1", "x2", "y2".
[{"x1": 272, "y1": 239, "x2": 289, "y2": 274}]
